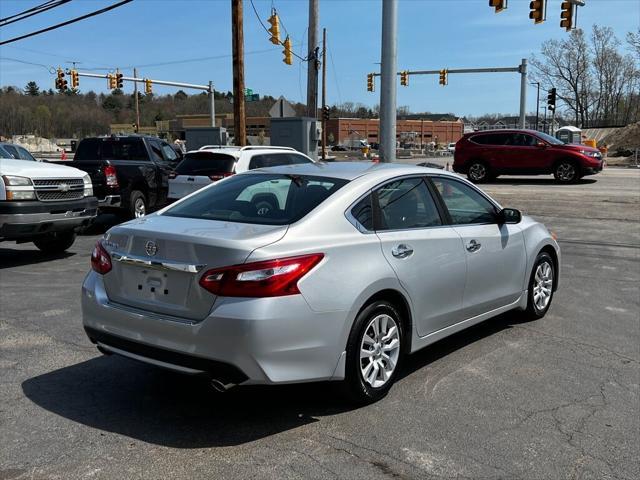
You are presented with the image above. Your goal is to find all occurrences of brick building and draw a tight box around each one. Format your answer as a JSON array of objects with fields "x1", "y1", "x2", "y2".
[{"x1": 324, "y1": 118, "x2": 464, "y2": 147}]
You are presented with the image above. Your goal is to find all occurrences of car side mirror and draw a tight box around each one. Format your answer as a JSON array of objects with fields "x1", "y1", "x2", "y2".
[
  {"x1": 537, "y1": 142, "x2": 547, "y2": 148},
  {"x1": 498, "y1": 208, "x2": 521, "y2": 224}
]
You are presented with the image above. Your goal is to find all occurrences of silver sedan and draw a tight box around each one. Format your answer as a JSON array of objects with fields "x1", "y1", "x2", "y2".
[{"x1": 82, "y1": 162, "x2": 560, "y2": 403}]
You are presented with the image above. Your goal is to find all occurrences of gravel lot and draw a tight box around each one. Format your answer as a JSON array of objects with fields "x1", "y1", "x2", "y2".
[{"x1": 1, "y1": 168, "x2": 638, "y2": 480}]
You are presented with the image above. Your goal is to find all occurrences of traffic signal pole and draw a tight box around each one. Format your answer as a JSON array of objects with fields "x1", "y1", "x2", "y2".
[
  {"x1": 379, "y1": 0, "x2": 398, "y2": 163},
  {"x1": 321, "y1": 28, "x2": 327, "y2": 161},
  {"x1": 370, "y1": 58, "x2": 529, "y2": 130},
  {"x1": 231, "y1": 0, "x2": 247, "y2": 146},
  {"x1": 306, "y1": 0, "x2": 319, "y2": 118},
  {"x1": 71, "y1": 71, "x2": 216, "y2": 127}
]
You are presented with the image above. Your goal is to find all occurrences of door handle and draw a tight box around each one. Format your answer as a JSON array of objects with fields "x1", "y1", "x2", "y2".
[
  {"x1": 466, "y1": 239, "x2": 481, "y2": 252},
  {"x1": 392, "y1": 244, "x2": 414, "y2": 258}
]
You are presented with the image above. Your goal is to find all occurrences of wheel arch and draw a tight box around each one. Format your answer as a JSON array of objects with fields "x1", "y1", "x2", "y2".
[{"x1": 354, "y1": 288, "x2": 413, "y2": 353}]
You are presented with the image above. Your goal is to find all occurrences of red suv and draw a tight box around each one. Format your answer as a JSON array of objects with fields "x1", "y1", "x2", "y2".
[{"x1": 453, "y1": 129, "x2": 604, "y2": 183}]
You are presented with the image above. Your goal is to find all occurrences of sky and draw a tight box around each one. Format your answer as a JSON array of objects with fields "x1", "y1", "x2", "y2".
[{"x1": 0, "y1": 0, "x2": 638, "y2": 117}]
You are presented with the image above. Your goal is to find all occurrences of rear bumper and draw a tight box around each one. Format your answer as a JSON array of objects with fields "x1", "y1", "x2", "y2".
[
  {"x1": 98, "y1": 195, "x2": 121, "y2": 208},
  {"x1": 81, "y1": 271, "x2": 349, "y2": 385},
  {"x1": 0, "y1": 197, "x2": 97, "y2": 239}
]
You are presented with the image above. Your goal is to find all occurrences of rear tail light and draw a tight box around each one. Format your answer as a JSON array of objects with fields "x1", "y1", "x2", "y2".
[
  {"x1": 91, "y1": 241, "x2": 112, "y2": 274},
  {"x1": 168, "y1": 171, "x2": 177, "y2": 180},
  {"x1": 104, "y1": 165, "x2": 119, "y2": 188},
  {"x1": 199, "y1": 253, "x2": 324, "y2": 297},
  {"x1": 209, "y1": 172, "x2": 234, "y2": 181}
]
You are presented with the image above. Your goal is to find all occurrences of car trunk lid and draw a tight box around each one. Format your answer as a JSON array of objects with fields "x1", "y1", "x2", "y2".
[{"x1": 101, "y1": 214, "x2": 287, "y2": 320}]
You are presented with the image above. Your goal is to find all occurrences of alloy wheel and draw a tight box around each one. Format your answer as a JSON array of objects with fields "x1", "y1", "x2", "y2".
[
  {"x1": 533, "y1": 261, "x2": 553, "y2": 311},
  {"x1": 359, "y1": 314, "x2": 401, "y2": 388},
  {"x1": 468, "y1": 163, "x2": 487, "y2": 182},
  {"x1": 134, "y1": 198, "x2": 146, "y2": 218},
  {"x1": 556, "y1": 162, "x2": 576, "y2": 182}
]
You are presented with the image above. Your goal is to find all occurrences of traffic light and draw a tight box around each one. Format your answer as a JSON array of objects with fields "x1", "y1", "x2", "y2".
[
  {"x1": 547, "y1": 87, "x2": 557, "y2": 111},
  {"x1": 529, "y1": 0, "x2": 545, "y2": 24},
  {"x1": 116, "y1": 71, "x2": 123, "y2": 89},
  {"x1": 439, "y1": 69, "x2": 448, "y2": 86},
  {"x1": 400, "y1": 70, "x2": 409, "y2": 86},
  {"x1": 560, "y1": 1, "x2": 573, "y2": 31},
  {"x1": 55, "y1": 68, "x2": 67, "y2": 91},
  {"x1": 367, "y1": 73, "x2": 374, "y2": 92},
  {"x1": 283, "y1": 36, "x2": 293, "y2": 65},
  {"x1": 321, "y1": 105, "x2": 330, "y2": 121},
  {"x1": 107, "y1": 74, "x2": 117, "y2": 90},
  {"x1": 489, "y1": 0, "x2": 506, "y2": 13},
  {"x1": 70, "y1": 69, "x2": 79, "y2": 89},
  {"x1": 267, "y1": 11, "x2": 280, "y2": 45},
  {"x1": 144, "y1": 79, "x2": 152, "y2": 95}
]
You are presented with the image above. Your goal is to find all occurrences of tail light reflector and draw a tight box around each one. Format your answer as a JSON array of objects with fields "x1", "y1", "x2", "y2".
[
  {"x1": 199, "y1": 253, "x2": 324, "y2": 297},
  {"x1": 209, "y1": 172, "x2": 234, "y2": 181},
  {"x1": 104, "y1": 165, "x2": 119, "y2": 188},
  {"x1": 91, "y1": 241, "x2": 112, "y2": 274}
]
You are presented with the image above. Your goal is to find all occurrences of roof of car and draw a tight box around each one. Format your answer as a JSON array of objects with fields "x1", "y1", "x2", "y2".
[
  {"x1": 248, "y1": 161, "x2": 453, "y2": 181},
  {"x1": 465, "y1": 129, "x2": 543, "y2": 136}
]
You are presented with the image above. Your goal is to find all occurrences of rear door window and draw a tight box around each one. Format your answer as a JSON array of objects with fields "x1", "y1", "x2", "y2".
[
  {"x1": 249, "y1": 153, "x2": 293, "y2": 169},
  {"x1": 164, "y1": 173, "x2": 348, "y2": 225},
  {"x1": 175, "y1": 152, "x2": 236, "y2": 176},
  {"x1": 74, "y1": 138, "x2": 101, "y2": 161},
  {"x1": 2, "y1": 145, "x2": 20, "y2": 159},
  {"x1": 350, "y1": 194, "x2": 374, "y2": 231}
]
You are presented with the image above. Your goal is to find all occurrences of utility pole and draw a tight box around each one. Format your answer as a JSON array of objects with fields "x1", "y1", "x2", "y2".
[
  {"x1": 209, "y1": 80, "x2": 216, "y2": 127},
  {"x1": 531, "y1": 81, "x2": 540, "y2": 131},
  {"x1": 379, "y1": 0, "x2": 398, "y2": 163},
  {"x1": 133, "y1": 67, "x2": 140, "y2": 134},
  {"x1": 231, "y1": 0, "x2": 246, "y2": 146},
  {"x1": 519, "y1": 58, "x2": 527, "y2": 129},
  {"x1": 321, "y1": 28, "x2": 327, "y2": 161},
  {"x1": 306, "y1": 0, "x2": 319, "y2": 118}
]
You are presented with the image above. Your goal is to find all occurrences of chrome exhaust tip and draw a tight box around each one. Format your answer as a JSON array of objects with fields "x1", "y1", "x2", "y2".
[{"x1": 210, "y1": 379, "x2": 236, "y2": 392}]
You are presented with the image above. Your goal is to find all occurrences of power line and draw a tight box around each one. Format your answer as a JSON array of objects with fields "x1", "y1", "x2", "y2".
[
  {"x1": 0, "y1": 0, "x2": 133, "y2": 46},
  {"x1": 328, "y1": 46, "x2": 342, "y2": 105},
  {"x1": 0, "y1": 0, "x2": 58, "y2": 23},
  {"x1": 0, "y1": 0, "x2": 72, "y2": 28},
  {"x1": 0, "y1": 56, "x2": 54, "y2": 72}
]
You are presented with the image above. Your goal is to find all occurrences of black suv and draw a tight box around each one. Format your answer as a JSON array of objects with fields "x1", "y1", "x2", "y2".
[{"x1": 72, "y1": 136, "x2": 182, "y2": 217}]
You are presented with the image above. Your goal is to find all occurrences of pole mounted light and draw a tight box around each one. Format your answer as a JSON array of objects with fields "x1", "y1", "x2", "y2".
[
  {"x1": 489, "y1": 0, "x2": 507, "y2": 13},
  {"x1": 560, "y1": 1, "x2": 574, "y2": 31},
  {"x1": 267, "y1": 10, "x2": 280, "y2": 45},
  {"x1": 282, "y1": 36, "x2": 293, "y2": 65},
  {"x1": 529, "y1": 0, "x2": 545, "y2": 24},
  {"x1": 400, "y1": 70, "x2": 409, "y2": 86},
  {"x1": 439, "y1": 69, "x2": 448, "y2": 86},
  {"x1": 367, "y1": 73, "x2": 375, "y2": 92}
]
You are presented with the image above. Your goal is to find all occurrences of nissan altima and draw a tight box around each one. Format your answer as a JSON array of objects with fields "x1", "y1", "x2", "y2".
[{"x1": 82, "y1": 162, "x2": 560, "y2": 403}]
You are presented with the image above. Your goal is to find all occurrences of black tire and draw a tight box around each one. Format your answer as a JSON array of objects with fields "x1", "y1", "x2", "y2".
[
  {"x1": 33, "y1": 231, "x2": 76, "y2": 253},
  {"x1": 524, "y1": 252, "x2": 555, "y2": 320},
  {"x1": 343, "y1": 300, "x2": 405, "y2": 404},
  {"x1": 129, "y1": 190, "x2": 147, "y2": 219},
  {"x1": 554, "y1": 161, "x2": 579, "y2": 183},
  {"x1": 466, "y1": 161, "x2": 491, "y2": 183}
]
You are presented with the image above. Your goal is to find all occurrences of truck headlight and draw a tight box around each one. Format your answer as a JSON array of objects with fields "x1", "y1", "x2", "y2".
[
  {"x1": 82, "y1": 174, "x2": 94, "y2": 197},
  {"x1": 2, "y1": 175, "x2": 33, "y2": 186}
]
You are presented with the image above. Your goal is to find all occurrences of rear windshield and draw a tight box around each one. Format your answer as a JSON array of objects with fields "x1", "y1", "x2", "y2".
[
  {"x1": 175, "y1": 152, "x2": 236, "y2": 176},
  {"x1": 163, "y1": 173, "x2": 348, "y2": 225},
  {"x1": 75, "y1": 138, "x2": 147, "y2": 161}
]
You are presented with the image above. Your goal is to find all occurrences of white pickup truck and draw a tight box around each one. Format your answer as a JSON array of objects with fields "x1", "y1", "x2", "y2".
[{"x1": 0, "y1": 146, "x2": 98, "y2": 253}]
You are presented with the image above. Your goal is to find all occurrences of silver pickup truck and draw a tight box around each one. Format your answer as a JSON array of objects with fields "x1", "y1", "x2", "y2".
[{"x1": 0, "y1": 143, "x2": 97, "y2": 253}]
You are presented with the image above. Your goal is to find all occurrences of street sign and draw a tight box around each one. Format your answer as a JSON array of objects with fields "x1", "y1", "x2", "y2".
[{"x1": 269, "y1": 96, "x2": 296, "y2": 118}]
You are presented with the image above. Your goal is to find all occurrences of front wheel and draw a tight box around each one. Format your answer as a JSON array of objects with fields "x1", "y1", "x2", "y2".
[
  {"x1": 33, "y1": 231, "x2": 76, "y2": 253},
  {"x1": 524, "y1": 252, "x2": 555, "y2": 320},
  {"x1": 554, "y1": 161, "x2": 579, "y2": 183},
  {"x1": 344, "y1": 301, "x2": 404, "y2": 404}
]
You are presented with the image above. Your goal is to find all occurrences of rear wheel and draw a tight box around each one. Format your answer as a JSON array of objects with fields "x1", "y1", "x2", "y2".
[
  {"x1": 344, "y1": 300, "x2": 404, "y2": 404},
  {"x1": 467, "y1": 161, "x2": 490, "y2": 183},
  {"x1": 554, "y1": 161, "x2": 579, "y2": 183},
  {"x1": 129, "y1": 190, "x2": 147, "y2": 218},
  {"x1": 33, "y1": 231, "x2": 76, "y2": 253},
  {"x1": 524, "y1": 252, "x2": 555, "y2": 320}
]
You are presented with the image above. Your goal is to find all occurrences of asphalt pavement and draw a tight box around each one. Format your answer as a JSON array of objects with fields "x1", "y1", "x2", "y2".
[{"x1": 1, "y1": 168, "x2": 638, "y2": 480}]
